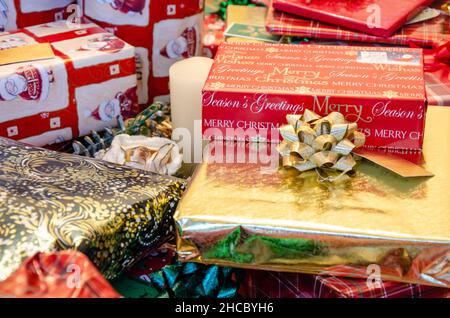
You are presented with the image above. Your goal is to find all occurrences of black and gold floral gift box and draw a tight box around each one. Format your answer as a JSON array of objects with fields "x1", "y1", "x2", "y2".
[{"x1": 0, "y1": 137, "x2": 186, "y2": 281}]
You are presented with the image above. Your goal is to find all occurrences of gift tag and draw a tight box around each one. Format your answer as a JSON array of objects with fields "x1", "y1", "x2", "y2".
[
  {"x1": 354, "y1": 149, "x2": 434, "y2": 178},
  {"x1": 405, "y1": 8, "x2": 441, "y2": 25},
  {"x1": 0, "y1": 43, "x2": 55, "y2": 66}
]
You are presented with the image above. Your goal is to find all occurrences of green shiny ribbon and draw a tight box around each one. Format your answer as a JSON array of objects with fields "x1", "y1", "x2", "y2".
[
  {"x1": 113, "y1": 260, "x2": 241, "y2": 298},
  {"x1": 204, "y1": 228, "x2": 327, "y2": 264},
  {"x1": 146, "y1": 261, "x2": 241, "y2": 298}
]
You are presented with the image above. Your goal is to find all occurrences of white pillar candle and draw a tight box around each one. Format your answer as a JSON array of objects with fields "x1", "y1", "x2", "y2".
[{"x1": 170, "y1": 57, "x2": 214, "y2": 164}]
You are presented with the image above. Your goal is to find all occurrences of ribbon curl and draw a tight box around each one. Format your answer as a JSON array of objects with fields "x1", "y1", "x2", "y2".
[{"x1": 277, "y1": 109, "x2": 366, "y2": 182}]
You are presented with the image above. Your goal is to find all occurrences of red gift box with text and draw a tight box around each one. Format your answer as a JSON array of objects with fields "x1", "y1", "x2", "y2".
[
  {"x1": 202, "y1": 42, "x2": 427, "y2": 150},
  {"x1": 0, "y1": 0, "x2": 76, "y2": 32},
  {"x1": 81, "y1": 0, "x2": 204, "y2": 107},
  {"x1": 272, "y1": 0, "x2": 434, "y2": 38},
  {"x1": 0, "y1": 19, "x2": 138, "y2": 147}
]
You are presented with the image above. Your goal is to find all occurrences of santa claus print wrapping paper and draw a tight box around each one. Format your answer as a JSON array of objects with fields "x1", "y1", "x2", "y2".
[
  {"x1": 81, "y1": 0, "x2": 204, "y2": 106},
  {"x1": 0, "y1": 0, "x2": 76, "y2": 32},
  {"x1": 0, "y1": 19, "x2": 140, "y2": 147}
]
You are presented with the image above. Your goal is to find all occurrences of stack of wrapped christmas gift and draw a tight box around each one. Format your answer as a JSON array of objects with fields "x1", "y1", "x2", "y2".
[{"x1": 175, "y1": 38, "x2": 450, "y2": 297}]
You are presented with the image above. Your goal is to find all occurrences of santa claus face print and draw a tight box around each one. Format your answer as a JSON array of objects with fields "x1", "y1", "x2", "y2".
[
  {"x1": 152, "y1": 14, "x2": 202, "y2": 77},
  {"x1": 76, "y1": 75, "x2": 137, "y2": 136},
  {"x1": 20, "y1": 0, "x2": 74, "y2": 13},
  {"x1": 2, "y1": 74, "x2": 27, "y2": 99},
  {"x1": 85, "y1": 0, "x2": 150, "y2": 26},
  {"x1": 0, "y1": 33, "x2": 37, "y2": 50},
  {"x1": 0, "y1": 0, "x2": 17, "y2": 32},
  {"x1": 0, "y1": 58, "x2": 69, "y2": 123}
]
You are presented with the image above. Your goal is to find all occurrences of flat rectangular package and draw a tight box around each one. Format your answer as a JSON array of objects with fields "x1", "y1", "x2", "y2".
[
  {"x1": 272, "y1": 0, "x2": 434, "y2": 38},
  {"x1": 176, "y1": 106, "x2": 450, "y2": 288},
  {"x1": 202, "y1": 42, "x2": 427, "y2": 150},
  {"x1": 0, "y1": 137, "x2": 186, "y2": 282},
  {"x1": 266, "y1": 3, "x2": 450, "y2": 48},
  {"x1": 0, "y1": 19, "x2": 139, "y2": 147},
  {"x1": 0, "y1": 0, "x2": 75, "y2": 32},
  {"x1": 80, "y1": 0, "x2": 204, "y2": 106}
]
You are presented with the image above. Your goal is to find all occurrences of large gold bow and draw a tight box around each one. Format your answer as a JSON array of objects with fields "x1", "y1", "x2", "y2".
[{"x1": 277, "y1": 110, "x2": 366, "y2": 181}]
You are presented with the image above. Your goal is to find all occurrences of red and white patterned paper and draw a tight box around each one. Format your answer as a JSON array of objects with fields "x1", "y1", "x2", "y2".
[
  {"x1": 0, "y1": 0, "x2": 76, "y2": 32},
  {"x1": 81, "y1": 0, "x2": 204, "y2": 106},
  {"x1": 0, "y1": 19, "x2": 139, "y2": 146}
]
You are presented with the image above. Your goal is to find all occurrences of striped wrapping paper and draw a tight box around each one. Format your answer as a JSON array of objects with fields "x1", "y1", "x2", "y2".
[{"x1": 240, "y1": 269, "x2": 450, "y2": 298}]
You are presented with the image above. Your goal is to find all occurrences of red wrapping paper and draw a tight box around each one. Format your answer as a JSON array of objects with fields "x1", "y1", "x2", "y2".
[
  {"x1": 81, "y1": 0, "x2": 204, "y2": 106},
  {"x1": 0, "y1": 19, "x2": 139, "y2": 146},
  {"x1": 203, "y1": 42, "x2": 427, "y2": 149},
  {"x1": 266, "y1": 4, "x2": 450, "y2": 48},
  {"x1": 0, "y1": 251, "x2": 121, "y2": 298},
  {"x1": 423, "y1": 42, "x2": 450, "y2": 105},
  {"x1": 203, "y1": 13, "x2": 226, "y2": 58},
  {"x1": 0, "y1": 0, "x2": 76, "y2": 32},
  {"x1": 240, "y1": 269, "x2": 450, "y2": 298},
  {"x1": 272, "y1": 0, "x2": 434, "y2": 38}
]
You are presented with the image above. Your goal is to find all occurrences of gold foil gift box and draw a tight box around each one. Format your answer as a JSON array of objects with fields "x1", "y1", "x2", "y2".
[
  {"x1": 175, "y1": 106, "x2": 450, "y2": 287},
  {"x1": 0, "y1": 137, "x2": 186, "y2": 282}
]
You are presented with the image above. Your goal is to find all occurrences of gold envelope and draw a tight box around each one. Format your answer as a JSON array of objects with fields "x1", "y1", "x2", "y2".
[{"x1": 175, "y1": 106, "x2": 450, "y2": 287}]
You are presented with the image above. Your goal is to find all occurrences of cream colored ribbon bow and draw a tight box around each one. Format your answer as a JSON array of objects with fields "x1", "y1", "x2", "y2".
[{"x1": 277, "y1": 109, "x2": 366, "y2": 182}]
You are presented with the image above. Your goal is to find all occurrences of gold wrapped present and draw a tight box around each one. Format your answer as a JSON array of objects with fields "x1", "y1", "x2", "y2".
[
  {"x1": 0, "y1": 138, "x2": 186, "y2": 282},
  {"x1": 175, "y1": 106, "x2": 450, "y2": 287}
]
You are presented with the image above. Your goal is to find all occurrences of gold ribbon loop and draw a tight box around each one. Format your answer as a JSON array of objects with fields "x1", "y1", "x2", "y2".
[
  {"x1": 279, "y1": 124, "x2": 299, "y2": 143},
  {"x1": 297, "y1": 126, "x2": 316, "y2": 145},
  {"x1": 332, "y1": 139, "x2": 355, "y2": 156},
  {"x1": 333, "y1": 155, "x2": 356, "y2": 172},
  {"x1": 350, "y1": 131, "x2": 366, "y2": 148},
  {"x1": 310, "y1": 151, "x2": 339, "y2": 168},
  {"x1": 303, "y1": 109, "x2": 321, "y2": 123},
  {"x1": 312, "y1": 134, "x2": 337, "y2": 152},
  {"x1": 286, "y1": 114, "x2": 303, "y2": 130},
  {"x1": 278, "y1": 110, "x2": 367, "y2": 182}
]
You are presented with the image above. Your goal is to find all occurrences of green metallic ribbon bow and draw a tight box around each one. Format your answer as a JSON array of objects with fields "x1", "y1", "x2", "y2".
[
  {"x1": 277, "y1": 109, "x2": 366, "y2": 182},
  {"x1": 147, "y1": 261, "x2": 240, "y2": 298}
]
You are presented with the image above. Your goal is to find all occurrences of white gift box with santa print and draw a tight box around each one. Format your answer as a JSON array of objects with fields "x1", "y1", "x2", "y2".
[
  {"x1": 0, "y1": 0, "x2": 75, "y2": 32},
  {"x1": 85, "y1": 0, "x2": 150, "y2": 27},
  {"x1": 153, "y1": 14, "x2": 202, "y2": 78},
  {"x1": 0, "y1": 20, "x2": 139, "y2": 147}
]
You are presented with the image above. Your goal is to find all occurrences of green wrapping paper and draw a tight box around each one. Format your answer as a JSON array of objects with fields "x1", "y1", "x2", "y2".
[{"x1": 0, "y1": 137, "x2": 186, "y2": 281}]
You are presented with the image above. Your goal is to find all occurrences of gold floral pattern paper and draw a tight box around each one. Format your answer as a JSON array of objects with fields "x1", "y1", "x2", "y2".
[
  {"x1": 0, "y1": 138, "x2": 186, "y2": 281},
  {"x1": 175, "y1": 107, "x2": 450, "y2": 288}
]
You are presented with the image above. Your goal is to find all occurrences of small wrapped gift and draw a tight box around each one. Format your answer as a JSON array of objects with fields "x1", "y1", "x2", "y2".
[
  {"x1": 240, "y1": 270, "x2": 450, "y2": 298},
  {"x1": 0, "y1": 137, "x2": 186, "y2": 282},
  {"x1": 0, "y1": 0, "x2": 75, "y2": 32},
  {"x1": 266, "y1": 3, "x2": 450, "y2": 48},
  {"x1": 0, "y1": 19, "x2": 139, "y2": 147},
  {"x1": 0, "y1": 251, "x2": 121, "y2": 298},
  {"x1": 203, "y1": 41, "x2": 427, "y2": 149},
  {"x1": 272, "y1": 0, "x2": 434, "y2": 37},
  {"x1": 176, "y1": 106, "x2": 450, "y2": 287}
]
